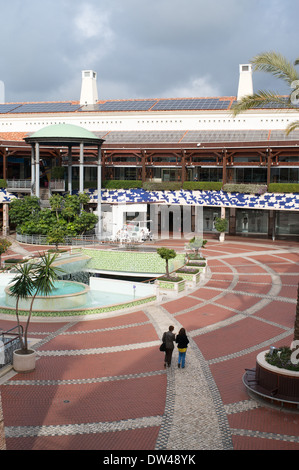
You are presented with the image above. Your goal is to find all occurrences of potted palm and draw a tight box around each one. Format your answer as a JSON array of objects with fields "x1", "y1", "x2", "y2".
[{"x1": 9, "y1": 252, "x2": 63, "y2": 372}]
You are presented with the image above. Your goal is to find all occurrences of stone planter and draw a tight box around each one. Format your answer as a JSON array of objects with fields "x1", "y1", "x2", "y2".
[
  {"x1": 156, "y1": 278, "x2": 186, "y2": 294},
  {"x1": 175, "y1": 271, "x2": 200, "y2": 288},
  {"x1": 13, "y1": 349, "x2": 36, "y2": 373}
]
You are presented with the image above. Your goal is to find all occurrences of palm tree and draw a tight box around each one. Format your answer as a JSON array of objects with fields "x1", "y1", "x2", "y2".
[
  {"x1": 232, "y1": 51, "x2": 299, "y2": 134},
  {"x1": 9, "y1": 252, "x2": 64, "y2": 353}
]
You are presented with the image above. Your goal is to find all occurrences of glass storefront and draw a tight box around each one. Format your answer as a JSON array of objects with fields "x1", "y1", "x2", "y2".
[
  {"x1": 276, "y1": 211, "x2": 299, "y2": 235},
  {"x1": 271, "y1": 168, "x2": 299, "y2": 183},
  {"x1": 233, "y1": 168, "x2": 267, "y2": 183},
  {"x1": 236, "y1": 209, "x2": 268, "y2": 234}
]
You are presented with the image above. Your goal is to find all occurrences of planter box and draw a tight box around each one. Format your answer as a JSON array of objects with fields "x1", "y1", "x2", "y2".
[
  {"x1": 156, "y1": 278, "x2": 186, "y2": 293},
  {"x1": 175, "y1": 271, "x2": 200, "y2": 288}
]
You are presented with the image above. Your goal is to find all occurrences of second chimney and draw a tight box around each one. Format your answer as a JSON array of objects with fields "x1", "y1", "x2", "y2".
[{"x1": 237, "y1": 64, "x2": 253, "y2": 101}]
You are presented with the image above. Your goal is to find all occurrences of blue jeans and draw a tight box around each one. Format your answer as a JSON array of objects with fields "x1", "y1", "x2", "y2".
[{"x1": 178, "y1": 351, "x2": 186, "y2": 367}]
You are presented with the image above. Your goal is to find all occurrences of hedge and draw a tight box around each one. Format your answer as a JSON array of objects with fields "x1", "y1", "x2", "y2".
[
  {"x1": 142, "y1": 182, "x2": 182, "y2": 191},
  {"x1": 222, "y1": 184, "x2": 267, "y2": 194},
  {"x1": 182, "y1": 181, "x2": 222, "y2": 191},
  {"x1": 268, "y1": 183, "x2": 299, "y2": 193},
  {"x1": 102, "y1": 180, "x2": 143, "y2": 189}
]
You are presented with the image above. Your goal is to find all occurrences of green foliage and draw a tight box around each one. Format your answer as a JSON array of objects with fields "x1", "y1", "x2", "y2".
[
  {"x1": 265, "y1": 346, "x2": 299, "y2": 372},
  {"x1": 222, "y1": 184, "x2": 267, "y2": 194},
  {"x1": 9, "y1": 253, "x2": 64, "y2": 352},
  {"x1": 0, "y1": 179, "x2": 7, "y2": 188},
  {"x1": 51, "y1": 166, "x2": 65, "y2": 179},
  {"x1": 183, "y1": 181, "x2": 222, "y2": 191},
  {"x1": 12, "y1": 193, "x2": 98, "y2": 238},
  {"x1": 102, "y1": 180, "x2": 143, "y2": 189},
  {"x1": 186, "y1": 236, "x2": 207, "y2": 255},
  {"x1": 0, "y1": 238, "x2": 11, "y2": 258},
  {"x1": 157, "y1": 247, "x2": 177, "y2": 277},
  {"x1": 214, "y1": 217, "x2": 228, "y2": 233},
  {"x1": 9, "y1": 196, "x2": 40, "y2": 226},
  {"x1": 268, "y1": 183, "x2": 299, "y2": 193},
  {"x1": 142, "y1": 182, "x2": 182, "y2": 191}
]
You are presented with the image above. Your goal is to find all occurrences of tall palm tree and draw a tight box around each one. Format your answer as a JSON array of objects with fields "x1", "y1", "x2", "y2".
[
  {"x1": 232, "y1": 51, "x2": 299, "y2": 341},
  {"x1": 232, "y1": 51, "x2": 299, "y2": 134},
  {"x1": 9, "y1": 252, "x2": 64, "y2": 353}
]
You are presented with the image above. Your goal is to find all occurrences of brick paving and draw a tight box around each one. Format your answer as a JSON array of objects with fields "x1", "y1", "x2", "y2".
[{"x1": 0, "y1": 237, "x2": 299, "y2": 450}]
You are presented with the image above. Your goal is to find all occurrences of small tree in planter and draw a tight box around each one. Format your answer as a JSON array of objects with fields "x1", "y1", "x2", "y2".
[
  {"x1": 9, "y1": 252, "x2": 64, "y2": 371},
  {"x1": 157, "y1": 247, "x2": 177, "y2": 279},
  {"x1": 214, "y1": 217, "x2": 228, "y2": 242},
  {"x1": 185, "y1": 236, "x2": 207, "y2": 260}
]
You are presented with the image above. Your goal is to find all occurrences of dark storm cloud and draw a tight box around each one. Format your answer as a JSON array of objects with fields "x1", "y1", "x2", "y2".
[{"x1": 0, "y1": 0, "x2": 298, "y2": 102}]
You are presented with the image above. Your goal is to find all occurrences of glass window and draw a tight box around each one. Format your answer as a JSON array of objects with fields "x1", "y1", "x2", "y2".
[{"x1": 236, "y1": 209, "x2": 268, "y2": 233}]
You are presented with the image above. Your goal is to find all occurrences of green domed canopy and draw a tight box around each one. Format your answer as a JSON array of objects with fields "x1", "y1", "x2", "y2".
[{"x1": 25, "y1": 123, "x2": 104, "y2": 146}]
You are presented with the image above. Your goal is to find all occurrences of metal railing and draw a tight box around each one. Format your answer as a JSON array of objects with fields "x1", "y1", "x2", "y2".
[
  {"x1": 16, "y1": 233, "x2": 99, "y2": 246},
  {"x1": 7, "y1": 179, "x2": 31, "y2": 189},
  {"x1": 0, "y1": 326, "x2": 22, "y2": 370},
  {"x1": 6, "y1": 179, "x2": 65, "y2": 191}
]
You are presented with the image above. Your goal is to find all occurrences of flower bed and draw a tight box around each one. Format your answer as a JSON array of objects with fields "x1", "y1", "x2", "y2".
[{"x1": 265, "y1": 346, "x2": 299, "y2": 372}]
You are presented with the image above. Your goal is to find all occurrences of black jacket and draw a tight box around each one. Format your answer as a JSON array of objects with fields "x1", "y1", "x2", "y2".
[{"x1": 175, "y1": 334, "x2": 189, "y2": 349}]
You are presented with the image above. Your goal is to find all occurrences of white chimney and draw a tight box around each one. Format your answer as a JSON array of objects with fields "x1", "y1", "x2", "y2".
[
  {"x1": 80, "y1": 70, "x2": 98, "y2": 106},
  {"x1": 0, "y1": 81, "x2": 5, "y2": 103},
  {"x1": 237, "y1": 64, "x2": 253, "y2": 101}
]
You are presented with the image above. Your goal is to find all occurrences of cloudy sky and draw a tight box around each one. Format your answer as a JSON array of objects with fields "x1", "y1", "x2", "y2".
[{"x1": 1, "y1": 0, "x2": 298, "y2": 103}]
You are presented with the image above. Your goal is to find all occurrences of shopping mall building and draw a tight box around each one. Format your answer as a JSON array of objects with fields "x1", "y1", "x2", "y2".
[{"x1": 0, "y1": 65, "x2": 298, "y2": 240}]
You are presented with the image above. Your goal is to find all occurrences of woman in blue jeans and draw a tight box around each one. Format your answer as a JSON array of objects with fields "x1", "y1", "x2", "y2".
[{"x1": 175, "y1": 328, "x2": 189, "y2": 368}]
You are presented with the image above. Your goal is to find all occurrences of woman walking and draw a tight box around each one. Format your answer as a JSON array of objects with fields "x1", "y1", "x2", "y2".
[{"x1": 175, "y1": 328, "x2": 189, "y2": 368}]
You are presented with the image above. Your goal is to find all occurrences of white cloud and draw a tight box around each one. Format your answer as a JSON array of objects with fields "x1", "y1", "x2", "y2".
[
  {"x1": 161, "y1": 76, "x2": 221, "y2": 99},
  {"x1": 74, "y1": 3, "x2": 114, "y2": 43}
]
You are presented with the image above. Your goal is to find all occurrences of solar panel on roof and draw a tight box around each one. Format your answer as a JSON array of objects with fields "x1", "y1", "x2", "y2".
[
  {"x1": 181, "y1": 130, "x2": 269, "y2": 143},
  {"x1": 0, "y1": 104, "x2": 22, "y2": 114},
  {"x1": 10, "y1": 102, "x2": 81, "y2": 113},
  {"x1": 96, "y1": 100, "x2": 157, "y2": 111},
  {"x1": 151, "y1": 98, "x2": 232, "y2": 111},
  {"x1": 100, "y1": 130, "x2": 185, "y2": 143}
]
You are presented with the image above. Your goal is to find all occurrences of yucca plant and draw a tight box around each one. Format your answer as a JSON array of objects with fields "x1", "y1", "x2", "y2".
[{"x1": 9, "y1": 252, "x2": 64, "y2": 353}]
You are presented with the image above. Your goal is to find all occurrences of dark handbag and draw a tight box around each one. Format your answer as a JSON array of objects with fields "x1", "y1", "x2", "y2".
[{"x1": 159, "y1": 342, "x2": 166, "y2": 352}]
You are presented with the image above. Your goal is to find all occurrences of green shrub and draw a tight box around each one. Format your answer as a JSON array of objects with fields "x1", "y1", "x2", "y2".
[
  {"x1": 268, "y1": 183, "x2": 299, "y2": 193},
  {"x1": 214, "y1": 217, "x2": 228, "y2": 233},
  {"x1": 265, "y1": 346, "x2": 299, "y2": 372},
  {"x1": 102, "y1": 180, "x2": 143, "y2": 189},
  {"x1": 0, "y1": 179, "x2": 7, "y2": 188},
  {"x1": 158, "y1": 275, "x2": 183, "y2": 282},
  {"x1": 183, "y1": 181, "x2": 222, "y2": 191},
  {"x1": 51, "y1": 167, "x2": 65, "y2": 179},
  {"x1": 143, "y1": 182, "x2": 182, "y2": 191},
  {"x1": 223, "y1": 184, "x2": 267, "y2": 194}
]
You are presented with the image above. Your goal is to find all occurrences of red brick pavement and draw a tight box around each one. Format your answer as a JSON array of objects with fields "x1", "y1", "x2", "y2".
[{"x1": 1, "y1": 237, "x2": 299, "y2": 451}]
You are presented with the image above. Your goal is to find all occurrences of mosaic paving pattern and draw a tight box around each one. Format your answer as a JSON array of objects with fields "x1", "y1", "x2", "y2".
[{"x1": 0, "y1": 239, "x2": 299, "y2": 450}]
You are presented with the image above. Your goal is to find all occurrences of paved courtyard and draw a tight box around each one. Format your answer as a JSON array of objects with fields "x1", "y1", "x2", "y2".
[{"x1": 0, "y1": 236, "x2": 299, "y2": 450}]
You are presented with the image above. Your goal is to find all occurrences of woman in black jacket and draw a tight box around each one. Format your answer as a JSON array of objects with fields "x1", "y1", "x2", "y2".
[{"x1": 175, "y1": 328, "x2": 189, "y2": 368}]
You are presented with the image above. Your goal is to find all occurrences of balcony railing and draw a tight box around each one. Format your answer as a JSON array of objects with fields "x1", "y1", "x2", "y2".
[
  {"x1": 6, "y1": 179, "x2": 65, "y2": 191},
  {"x1": 7, "y1": 179, "x2": 31, "y2": 190}
]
